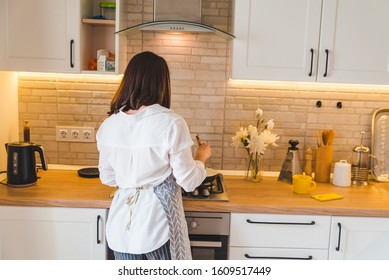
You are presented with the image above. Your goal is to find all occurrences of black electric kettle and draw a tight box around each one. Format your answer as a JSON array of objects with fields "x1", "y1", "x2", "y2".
[{"x1": 5, "y1": 142, "x2": 48, "y2": 187}]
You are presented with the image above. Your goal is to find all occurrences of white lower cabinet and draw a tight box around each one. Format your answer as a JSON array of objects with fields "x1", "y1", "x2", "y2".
[
  {"x1": 0, "y1": 206, "x2": 108, "y2": 260},
  {"x1": 229, "y1": 213, "x2": 331, "y2": 260},
  {"x1": 229, "y1": 247, "x2": 329, "y2": 260},
  {"x1": 329, "y1": 216, "x2": 389, "y2": 260}
]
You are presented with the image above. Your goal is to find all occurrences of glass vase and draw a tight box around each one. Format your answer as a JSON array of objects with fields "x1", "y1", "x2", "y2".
[{"x1": 245, "y1": 154, "x2": 263, "y2": 182}]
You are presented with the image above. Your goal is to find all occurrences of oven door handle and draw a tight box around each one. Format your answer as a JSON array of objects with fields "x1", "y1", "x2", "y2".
[{"x1": 190, "y1": 241, "x2": 222, "y2": 248}]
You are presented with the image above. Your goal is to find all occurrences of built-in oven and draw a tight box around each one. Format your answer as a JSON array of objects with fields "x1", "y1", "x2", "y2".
[{"x1": 185, "y1": 212, "x2": 230, "y2": 260}]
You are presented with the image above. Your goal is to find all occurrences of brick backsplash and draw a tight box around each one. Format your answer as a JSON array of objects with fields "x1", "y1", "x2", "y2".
[
  {"x1": 18, "y1": 0, "x2": 389, "y2": 173},
  {"x1": 18, "y1": 73, "x2": 389, "y2": 172},
  {"x1": 224, "y1": 81, "x2": 389, "y2": 172}
]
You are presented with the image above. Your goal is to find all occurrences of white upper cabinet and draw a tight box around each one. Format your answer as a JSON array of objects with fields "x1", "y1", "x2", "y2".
[
  {"x1": 232, "y1": 0, "x2": 389, "y2": 85},
  {"x1": 318, "y1": 0, "x2": 389, "y2": 84},
  {"x1": 232, "y1": 0, "x2": 322, "y2": 82},
  {"x1": 0, "y1": 0, "x2": 81, "y2": 73},
  {"x1": 0, "y1": 0, "x2": 127, "y2": 74}
]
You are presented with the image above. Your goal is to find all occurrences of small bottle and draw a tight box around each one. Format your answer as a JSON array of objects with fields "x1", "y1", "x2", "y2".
[{"x1": 23, "y1": 120, "x2": 30, "y2": 142}]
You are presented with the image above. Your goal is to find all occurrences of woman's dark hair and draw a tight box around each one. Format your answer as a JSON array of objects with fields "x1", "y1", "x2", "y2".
[{"x1": 109, "y1": 51, "x2": 171, "y2": 115}]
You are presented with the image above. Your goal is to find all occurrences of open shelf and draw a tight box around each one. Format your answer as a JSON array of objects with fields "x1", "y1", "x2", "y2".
[{"x1": 82, "y1": 18, "x2": 115, "y2": 26}]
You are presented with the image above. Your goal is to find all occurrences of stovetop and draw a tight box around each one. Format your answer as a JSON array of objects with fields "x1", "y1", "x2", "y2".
[{"x1": 182, "y1": 173, "x2": 229, "y2": 201}]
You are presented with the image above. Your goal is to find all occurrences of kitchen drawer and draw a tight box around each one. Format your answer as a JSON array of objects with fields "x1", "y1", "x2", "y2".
[
  {"x1": 230, "y1": 213, "x2": 331, "y2": 249},
  {"x1": 229, "y1": 247, "x2": 328, "y2": 260}
]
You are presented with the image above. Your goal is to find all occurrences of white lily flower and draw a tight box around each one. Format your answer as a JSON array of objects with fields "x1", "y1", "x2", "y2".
[
  {"x1": 231, "y1": 108, "x2": 278, "y2": 158},
  {"x1": 247, "y1": 124, "x2": 257, "y2": 137},
  {"x1": 255, "y1": 108, "x2": 263, "y2": 119},
  {"x1": 231, "y1": 127, "x2": 249, "y2": 149},
  {"x1": 263, "y1": 129, "x2": 279, "y2": 146},
  {"x1": 266, "y1": 119, "x2": 275, "y2": 130},
  {"x1": 247, "y1": 133, "x2": 267, "y2": 156}
]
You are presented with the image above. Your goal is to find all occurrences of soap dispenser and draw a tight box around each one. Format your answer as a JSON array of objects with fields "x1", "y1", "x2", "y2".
[{"x1": 278, "y1": 140, "x2": 303, "y2": 184}]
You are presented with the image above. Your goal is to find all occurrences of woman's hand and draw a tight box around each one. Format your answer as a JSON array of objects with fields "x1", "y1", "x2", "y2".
[{"x1": 194, "y1": 143, "x2": 212, "y2": 164}]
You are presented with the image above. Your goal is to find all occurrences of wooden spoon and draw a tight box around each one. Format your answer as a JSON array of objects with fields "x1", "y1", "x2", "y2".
[
  {"x1": 316, "y1": 130, "x2": 322, "y2": 147},
  {"x1": 196, "y1": 134, "x2": 202, "y2": 145},
  {"x1": 322, "y1": 129, "x2": 329, "y2": 145},
  {"x1": 327, "y1": 130, "x2": 335, "y2": 145}
]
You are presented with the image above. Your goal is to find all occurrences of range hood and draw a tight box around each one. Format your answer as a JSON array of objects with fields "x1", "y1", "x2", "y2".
[{"x1": 115, "y1": 0, "x2": 235, "y2": 40}]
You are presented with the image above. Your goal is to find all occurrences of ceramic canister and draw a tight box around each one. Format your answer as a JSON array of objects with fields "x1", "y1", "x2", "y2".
[{"x1": 332, "y1": 160, "x2": 351, "y2": 187}]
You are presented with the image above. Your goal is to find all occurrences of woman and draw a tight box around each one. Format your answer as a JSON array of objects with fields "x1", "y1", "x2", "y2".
[{"x1": 96, "y1": 51, "x2": 211, "y2": 260}]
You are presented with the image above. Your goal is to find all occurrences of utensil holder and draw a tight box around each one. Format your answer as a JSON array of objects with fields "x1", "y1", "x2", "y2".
[{"x1": 315, "y1": 145, "x2": 333, "y2": 183}]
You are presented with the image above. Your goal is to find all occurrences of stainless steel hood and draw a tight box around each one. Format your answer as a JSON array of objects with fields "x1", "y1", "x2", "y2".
[{"x1": 115, "y1": 0, "x2": 235, "y2": 39}]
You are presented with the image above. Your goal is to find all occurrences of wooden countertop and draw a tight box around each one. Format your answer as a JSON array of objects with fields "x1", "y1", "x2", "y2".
[
  {"x1": 185, "y1": 176, "x2": 389, "y2": 217},
  {"x1": 0, "y1": 170, "x2": 112, "y2": 208},
  {"x1": 1, "y1": 170, "x2": 389, "y2": 217}
]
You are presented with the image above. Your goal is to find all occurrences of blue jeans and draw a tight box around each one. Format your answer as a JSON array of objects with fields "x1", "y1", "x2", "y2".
[{"x1": 113, "y1": 240, "x2": 171, "y2": 260}]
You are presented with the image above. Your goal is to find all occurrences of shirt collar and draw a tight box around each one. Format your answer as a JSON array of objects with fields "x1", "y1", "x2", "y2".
[{"x1": 119, "y1": 104, "x2": 171, "y2": 119}]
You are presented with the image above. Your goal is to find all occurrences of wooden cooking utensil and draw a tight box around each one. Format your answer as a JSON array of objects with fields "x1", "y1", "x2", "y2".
[
  {"x1": 315, "y1": 145, "x2": 333, "y2": 183},
  {"x1": 327, "y1": 130, "x2": 335, "y2": 145},
  {"x1": 196, "y1": 134, "x2": 202, "y2": 145},
  {"x1": 322, "y1": 129, "x2": 329, "y2": 146},
  {"x1": 316, "y1": 130, "x2": 322, "y2": 147}
]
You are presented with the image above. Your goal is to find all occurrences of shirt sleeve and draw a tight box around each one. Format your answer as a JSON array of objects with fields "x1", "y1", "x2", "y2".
[
  {"x1": 167, "y1": 117, "x2": 207, "y2": 192},
  {"x1": 96, "y1": 122, "x2": 117, "y2": 187}
]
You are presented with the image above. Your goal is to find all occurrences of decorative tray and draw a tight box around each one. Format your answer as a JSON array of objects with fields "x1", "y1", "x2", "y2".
[{"x1": 372, "y1": 108, "x2": 389, "y2": 182}]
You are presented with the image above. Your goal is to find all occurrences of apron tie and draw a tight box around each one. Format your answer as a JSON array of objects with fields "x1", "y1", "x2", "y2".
[{"x1": 125, "y1": 187, "x2": 143, "y2": 230}]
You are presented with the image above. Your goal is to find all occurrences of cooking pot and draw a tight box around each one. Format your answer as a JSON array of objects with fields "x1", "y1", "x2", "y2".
[
  {"x1": 202, "y1": 168, "x2": 219, "y2": 184},
  {"x1": 190, "y1": 168, "x2": 222, "y2": 197}
]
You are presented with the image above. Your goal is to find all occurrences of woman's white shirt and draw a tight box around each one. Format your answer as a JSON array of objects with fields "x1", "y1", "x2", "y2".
[{"x1": 96, "y1": 104, "x2": 206, "y2": 254}]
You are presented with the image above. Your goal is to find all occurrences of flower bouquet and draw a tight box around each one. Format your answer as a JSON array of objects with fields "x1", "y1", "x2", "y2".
[{"x1": 231, "y1": 108, "x2": 279, "y2": 182}]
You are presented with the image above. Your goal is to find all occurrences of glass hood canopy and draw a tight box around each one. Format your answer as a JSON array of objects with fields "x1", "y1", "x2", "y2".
[
  {"x1": 115, "y1": 20, "x2": 235, "y2": 39},
  {"x1": 115, "y1": 0, "x2": 235, "y2": 40}
]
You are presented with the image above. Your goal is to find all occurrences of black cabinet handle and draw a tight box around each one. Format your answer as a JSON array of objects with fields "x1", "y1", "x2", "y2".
[
  {"x1": 246, "y1": 219, "x2": 315, "y2": 226},
  {"x1": 335, "y1": 222, "x2": 342, "y2": 251},
  {"x1": 308, "y1": 48, "x2": 314, "y2": 76},
  {"x1": 97, "y1": 215, "x2": 101, "y2": 244},
  {"x1": 323, "y1": 49, "x2": 329, "y2": 77},
  {"x1": 245, "y1": 254, "x2": 313, "y2": 260},
  {"x1": 70, "y1": 39, "x2": 75, "y2": 68}
]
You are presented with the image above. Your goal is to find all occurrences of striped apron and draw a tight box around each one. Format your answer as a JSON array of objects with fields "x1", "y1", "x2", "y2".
[{"x1": 154, "y1": 174, "x2": 192, "y2": 260}]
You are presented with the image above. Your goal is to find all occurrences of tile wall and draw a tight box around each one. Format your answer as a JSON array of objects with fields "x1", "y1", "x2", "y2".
[{"x1": 18, "y1": 0, "x2": 389, "y2": 173}]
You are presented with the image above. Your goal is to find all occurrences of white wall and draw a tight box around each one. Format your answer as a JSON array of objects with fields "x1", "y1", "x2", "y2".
[{"x1": 0, "y1": 71, "x2": 19, "y2": 175}]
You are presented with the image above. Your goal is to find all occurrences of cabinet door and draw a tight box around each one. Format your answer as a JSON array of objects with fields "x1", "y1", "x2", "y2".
[
  {"x1": 318, "y1": 0, "x2": 389, "y2": 84},
  {"x1": 231, "y1": 0, "x2": 322, "y2": 81},
  {"x1": 230, "y1": 213, "x2": 331, "y2": 249},
  {"x1": 329, "y1": 216, "x2": 389, "y2": 260},
  {"x1": 0, "y1": 206, "x2": 107, "y2": 260},
  {"x1": 0, "y1": 0, "x2": 80, "y2": 73},
  {"x1": 229, "y1": 247, "x2": 328, "y2": 260}
]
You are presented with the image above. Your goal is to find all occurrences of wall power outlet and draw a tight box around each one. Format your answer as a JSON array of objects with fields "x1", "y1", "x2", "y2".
[{"x1": 56, "y1": 126, "x2": 95, "y2": 143}]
